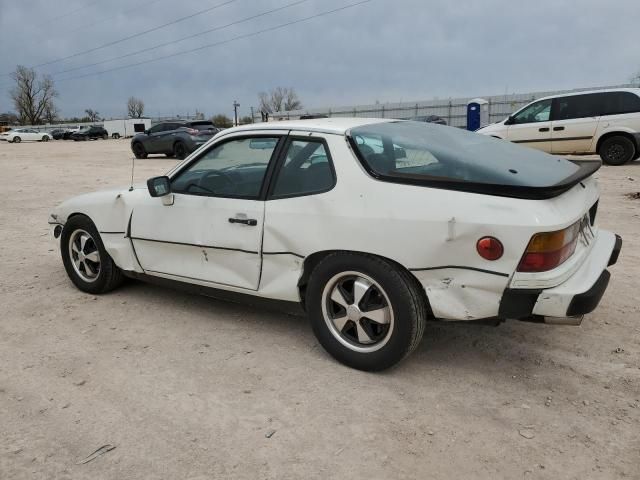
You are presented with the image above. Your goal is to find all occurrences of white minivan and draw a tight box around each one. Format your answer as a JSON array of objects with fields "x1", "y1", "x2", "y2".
[{"x1": 477, "y1": 88, "x2": 640, "y2": 165}]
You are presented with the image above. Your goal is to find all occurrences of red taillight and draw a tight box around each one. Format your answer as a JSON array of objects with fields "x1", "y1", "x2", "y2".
[
  {"x1": 185, "y1": 128, "x2": 198, "y2": 135},
  {"x1": 476, "y1": 237, "x2": 504, "y2": 261},
  {"x1": 517, "y1": 222, "x2": 580, "y2": 272}
]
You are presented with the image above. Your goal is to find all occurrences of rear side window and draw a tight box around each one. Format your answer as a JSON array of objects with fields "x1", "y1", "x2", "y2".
[
  {"x1": 271, "y1": 139, "x2": 335, "y2": 198},
  {"x1": 601, "y1": 92, "x2": 640, "y2": 115},
  {"x1": 553, "y1": 94, "x2": 601, "y2": 120}
]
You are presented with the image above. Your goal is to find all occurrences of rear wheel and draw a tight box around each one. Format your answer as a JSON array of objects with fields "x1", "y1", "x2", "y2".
[
  {"x1": 132, "y1": 142, "x2": 147, "y2": 159},
  {"x1": 13, "y1": 136, "x2": 21, "y2": 143},
  {"x1": 173, "y1": 141, "x2": 187, "y2": 159},
  {"x1": 112, "y1": 133, "x2": 121, "y2": 139},
  {"x1": 102, "y1": 133, "x2": 108, "y2": 140},
  {"x1": 306, "y1": 253, "x2": 427, "y2": 371},
  {"x1": 41, "y1": 136, "x2": 49, "y2": 142},
  {"x1": 60, "y1": 215, "x2": 124, "y2": 294},
  {"x1": 599, "y1": 136, "x2": 636, "y2": 165}
]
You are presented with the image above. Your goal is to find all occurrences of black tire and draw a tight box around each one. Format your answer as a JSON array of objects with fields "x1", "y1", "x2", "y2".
[
  {"x1": 599, "y1": 136, "x2": 636, "y2": 166},
  {"x1": 112, "y1": 133, "x2": 120, "y2": 139},
  {"x1": 173, "y1": 141, "x2": 187, "y2": 159},
  {"x1": 165, "y1": 152, "x2": 174, "y2": 158},
  {"x1": 306, "y1": 252, "x2": 427, "y2": 371},
  {"x1": 13, "y1": 136, "x2": 21, "y2": 143},
  {"x1": 102, "y1": 133, "x2": 108, "y2": 140},
  {"x1": 132, "y1": 142, "x2": 147, "y2": 159},
  {"x1": 41, "y1": 136, "x2": 49, "y2": 142},
  {"x1": 60, "y1": 215, "x2": 124, "y2": 294}
]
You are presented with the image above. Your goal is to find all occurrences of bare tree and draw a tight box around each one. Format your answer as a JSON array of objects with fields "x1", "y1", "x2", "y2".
[
  {"x1": 10, "y1": 65, "x2": 58, "y2": 125},
  {"x1": 259, "y1": 87, "x2": 302, "y2": 113},
  {"x1": 84, "y1": 109, "x2": 100, "y2": 122},
  {"x1": 127, "y1": 96, "x2": 145, "y2": 118},
  {"x1": 43, "y1": 104, "x2": 59, "y2": 124},
  {"x1": 210, "y1": 114, "x2": 233, "y2": 128}
]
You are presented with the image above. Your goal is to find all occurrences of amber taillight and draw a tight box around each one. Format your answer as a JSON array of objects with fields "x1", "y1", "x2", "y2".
[{"x1": 517, "y1": 221, "x2": 580, "y2": 272}]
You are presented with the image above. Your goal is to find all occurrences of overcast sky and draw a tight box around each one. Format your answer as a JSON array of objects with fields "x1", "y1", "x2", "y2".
[{"x1": 0, "y1": 0, "x2": 638, "y2": 119}]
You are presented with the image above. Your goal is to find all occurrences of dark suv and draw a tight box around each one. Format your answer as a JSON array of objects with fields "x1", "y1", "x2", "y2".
[
  {"x1": 130, "y1": 121, "x2": 219, "y2": 159},
  {"x1": 70, "y1": 126, "x2": 109, "y2": 141}
]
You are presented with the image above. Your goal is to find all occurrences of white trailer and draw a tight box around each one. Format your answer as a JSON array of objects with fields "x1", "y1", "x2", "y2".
[{"x1": 103, "y1": 118, "x2": 151, "y2": 139}]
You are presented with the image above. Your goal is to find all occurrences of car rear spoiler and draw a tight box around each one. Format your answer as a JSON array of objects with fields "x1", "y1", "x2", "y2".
[{"x1": 374, "y1": 159, "x2": 602, "y2": 200}]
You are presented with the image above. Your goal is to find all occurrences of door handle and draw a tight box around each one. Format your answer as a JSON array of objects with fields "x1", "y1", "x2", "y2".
[
  {"x1": 553, "y1": 126, "x2": 565, "y2": 131},
  {"x1": 229, "y1": 217, "x2": 257, "y2": 226},
  {"x1": 538, "y1": 127, "x2": 550, "y2": 132}
]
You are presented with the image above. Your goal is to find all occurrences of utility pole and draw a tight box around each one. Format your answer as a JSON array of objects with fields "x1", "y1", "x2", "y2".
[
  {"x1": 250, "y1": 106, "x2": 255, "y2": 123},
  {"x1": 233, "y1": 100, "x2": 240, "y2": 126}
]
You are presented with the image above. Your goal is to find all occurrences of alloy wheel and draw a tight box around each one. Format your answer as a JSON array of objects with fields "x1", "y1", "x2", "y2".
[
  {"x1": 321, "y1": 271, "x2": 394, "y2": 353},
  {"x1": 68, "y1": 229, "x2": 101, "y2": 282}
]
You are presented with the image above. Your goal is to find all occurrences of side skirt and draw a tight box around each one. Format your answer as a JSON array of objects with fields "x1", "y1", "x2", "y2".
[{"x1": 122, "y1": 270, "x2": 305, "y2": 317}]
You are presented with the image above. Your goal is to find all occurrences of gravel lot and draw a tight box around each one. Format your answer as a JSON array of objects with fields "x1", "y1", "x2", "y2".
[{"x1": 1, "y1": 139, "x2": 639, "y2": 479}]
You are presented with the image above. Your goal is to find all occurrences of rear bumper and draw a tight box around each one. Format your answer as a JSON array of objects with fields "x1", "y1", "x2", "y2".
[{"x1": 499, "y1": 231, "x2": 621, "y2": 321}]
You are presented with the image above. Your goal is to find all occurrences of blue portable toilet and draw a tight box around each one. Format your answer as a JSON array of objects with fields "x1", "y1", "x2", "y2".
[{"x1": 466, "y1": 98, "x2": 489, "y2": 131}]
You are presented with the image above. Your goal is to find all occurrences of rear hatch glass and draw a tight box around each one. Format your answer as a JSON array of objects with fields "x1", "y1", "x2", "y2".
[{"x1": 349, "y1": 121, "x2": 598, "y2": 199}]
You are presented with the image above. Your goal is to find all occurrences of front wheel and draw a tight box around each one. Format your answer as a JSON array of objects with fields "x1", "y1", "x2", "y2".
[
  {"x1": 306, "y1": 253, "x2": 427, "y2": 371},
  {"x1": 599, "y1": 136, "x2": 636, "y2": 165},
  {"x1": 41, "y1": 136, "x2": 49, "y2": 142},
  {"x1": 60, "y1": 215, "x2": 124, "y2": 294},
  {"x1": 132, "y1": 142, "x2": 147, "y2": 159},
  {"x1": 12, "y1": 136, "x2": 21, "y2": 143}
]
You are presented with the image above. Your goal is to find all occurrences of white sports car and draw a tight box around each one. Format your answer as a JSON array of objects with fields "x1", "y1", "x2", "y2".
[
  {"x1": 3, "y1": 128, "x2": 51, "y2": 143},
  {"x1": 49, "y1": 118, "x2": 622, "y2": 371}
]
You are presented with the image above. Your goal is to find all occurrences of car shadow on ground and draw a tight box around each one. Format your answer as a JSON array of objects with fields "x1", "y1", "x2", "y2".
[{"x1": 112, "y1": 278, "x2": 560, "y2": 376}]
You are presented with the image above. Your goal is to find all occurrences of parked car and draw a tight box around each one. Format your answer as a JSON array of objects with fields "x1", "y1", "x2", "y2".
[
  {"x1": 477, "y1": 88, "x2": 640, "y2": 165},
  {"x1": 130, "y1": 121, "x2": 220, "y2": 159},
  {"x1": 50, "y1": 128, "x2": 67, "y2": 140},
  {"x1": 62, "y1": 126, "x2": 89, "y2": 140},
  {"x1": 3, "y1": 128, "x2": 51, "y2": 143},
  {"x1": 49, "y1": 118, "x2": 621, "y2": 371},
  {"x1": 70, "y1": 126, "x2": 109, "y2": 141}
]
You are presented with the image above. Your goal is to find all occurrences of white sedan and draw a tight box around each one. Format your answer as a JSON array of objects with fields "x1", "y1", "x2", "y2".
[
  {"x1": 49, "y1": 118, "x2": 622, "y2": 371},
  {"x1": 2, "y1": 128, "x2": 51, "y2": 143}
]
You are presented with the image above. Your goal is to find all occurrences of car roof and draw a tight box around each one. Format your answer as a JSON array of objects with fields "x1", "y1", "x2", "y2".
[
  {"x1": 220, "y1": 117, "x2": 394, "y2": 136},
  {"x1": 534, "y1": 87, "x2": 640, "y2": 102}
]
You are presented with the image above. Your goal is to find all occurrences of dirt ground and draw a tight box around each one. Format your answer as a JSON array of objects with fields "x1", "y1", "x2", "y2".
[{"x1": 0, "y1": 138, "x2": 638, "y2": 480}]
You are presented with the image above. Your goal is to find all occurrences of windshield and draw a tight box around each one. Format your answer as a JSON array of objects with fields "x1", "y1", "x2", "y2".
[{"x1": 349, "y1": 121, "x2": 580, "y2": 189}]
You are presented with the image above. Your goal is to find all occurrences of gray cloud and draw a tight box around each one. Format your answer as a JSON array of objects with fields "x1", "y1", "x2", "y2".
[{"x1": 1, "y1": 0, "x2": 638, "y2": 119}]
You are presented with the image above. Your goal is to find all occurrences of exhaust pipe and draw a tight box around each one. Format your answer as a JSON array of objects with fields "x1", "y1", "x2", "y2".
[{"x1": 544, "y1": 315, "x2": 584, "y2": 326}]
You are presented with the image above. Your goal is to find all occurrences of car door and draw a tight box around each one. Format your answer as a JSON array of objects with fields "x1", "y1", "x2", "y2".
[
  {"x1": 551, "y1": 93, "x2": 601, "y2": 154},
  {"x1": 505, "y1": 98, "x2": 553, "y2": 152},
  {"x1": 144, "y1": 123, "x2": 168, "y2": 153},
  {"x1": 130, "y1": 132, "x2": 285, "y2": 290}
]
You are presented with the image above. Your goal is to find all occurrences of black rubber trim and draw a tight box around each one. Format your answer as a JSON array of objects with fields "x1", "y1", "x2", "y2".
[
  {"x1": 498, "y1": 288, "x2": 542, "y2": 320},
  {"x1": 566, "y1": 270, "x2": 610, "y2": 316},
  {"x1": 123, "y1": 270, "x2": 304, "y2": 316},
  {"x1": 100, "y1": 231, "x2": 126, "y2": 234},
  {"x1": 513, "y1": 136, "x2": 592, "y2": 144},
  {"x1": 608, "y1": 234, "x2": 622, "y2": 266},
  {"x1": 409, "y1": 265, "x2": 509, "y2": 277},
  {"x1": 131, "y1": 236, "x2": 259, "y2": 255},
  {"x1": 144, "y1": 269, "x2": 256, "y2": 290},
  {"x1": 262, "y1": 251, "x2": 305, "y2": 259}
]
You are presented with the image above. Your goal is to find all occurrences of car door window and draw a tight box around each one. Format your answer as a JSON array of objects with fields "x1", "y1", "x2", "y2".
[
  {"x1": 512, "y1": 99, "x2": 552, "y2": 124},
  {"x1": 148, "y1": 124, "x2": 165, "y2": 134},
  {"x1": 171, "y1": 136, "x2": 280, "y2": 198},
  {"x1": 553, "y1": 94, "x2": 601, "y2": 120},
  {"x1": 271, "y1": 139, "x2": 335, "y2": 198}
]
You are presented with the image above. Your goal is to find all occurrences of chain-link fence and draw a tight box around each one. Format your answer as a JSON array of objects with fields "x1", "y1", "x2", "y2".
[{"x1": 257, "y1": 84, "x2": 638, "y2": 128}]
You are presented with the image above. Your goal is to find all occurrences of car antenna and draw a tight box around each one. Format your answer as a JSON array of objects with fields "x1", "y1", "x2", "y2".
[{"x1": 129, "y1": 154, "x2": 135, "y2": 191}]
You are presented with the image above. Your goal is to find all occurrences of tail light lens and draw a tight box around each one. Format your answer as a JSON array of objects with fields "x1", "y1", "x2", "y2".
[
  {"x1": 185, "y1": 128, "x2": 199, "y2": 135},
  {"x1": 517, "y1": 222, "x2": 580, "y2": 272},
  {"x1": 477, "y1": 237, "x2": 504, "y2": 260}
]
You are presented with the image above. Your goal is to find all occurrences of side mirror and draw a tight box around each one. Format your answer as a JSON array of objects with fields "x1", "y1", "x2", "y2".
[
  {"x1": 505, "y1": 116, "x2": 515, "y2": 125},
  {"x1": 144, "y1": 129, "x2": 150, "y2": 135},
  {"x1": 147, "y1": 176, "x2": 171, "y2": 197}
]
